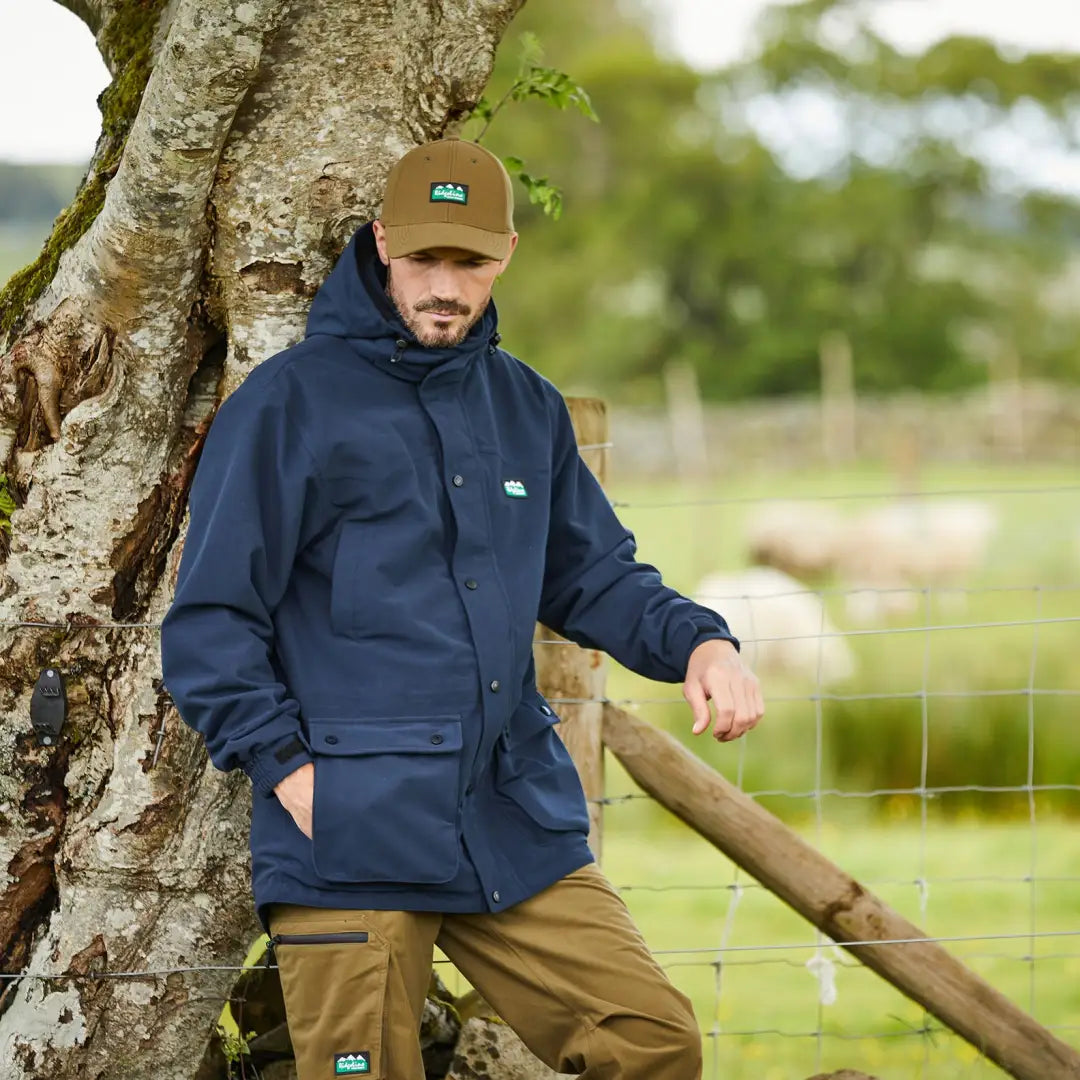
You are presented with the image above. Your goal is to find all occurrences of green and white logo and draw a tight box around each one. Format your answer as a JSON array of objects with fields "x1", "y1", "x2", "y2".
[
  {"x1": 430, "y1": 182, "x2": 469, "y2": 205},
  {"x1": 334, "y1": 1052, "x2": 371, "y2": 1074},
  {"x1": 503, "y1": 479, "x2": 528, "y2": 498}
]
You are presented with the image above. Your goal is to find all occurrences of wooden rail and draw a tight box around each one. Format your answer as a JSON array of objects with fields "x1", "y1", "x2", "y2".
[{"x1": 602, "y1": 702, "x2": 1080, "y2": 1080}]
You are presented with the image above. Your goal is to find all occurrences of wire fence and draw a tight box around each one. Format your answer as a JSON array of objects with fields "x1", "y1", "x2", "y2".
[
  {"x1": 578, "y1": 472, "x2": 1080, "y2": 1078},
  {"x1": 2, "y1": 471, "x2": 1079, "y2": 1078}
]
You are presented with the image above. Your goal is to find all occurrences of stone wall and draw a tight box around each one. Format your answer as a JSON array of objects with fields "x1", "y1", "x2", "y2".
[{"x1": 608, "y1": 382, "x2": 1080, "y2": 478}]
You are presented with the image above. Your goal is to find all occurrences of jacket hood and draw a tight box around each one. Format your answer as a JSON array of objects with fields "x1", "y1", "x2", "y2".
[{"x1": 305, "y1": 222, "x2": 500, "y2": 381}]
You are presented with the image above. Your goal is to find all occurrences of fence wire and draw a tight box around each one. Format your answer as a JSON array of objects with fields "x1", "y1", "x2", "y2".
[
  {"x1": 2, "y1": 476, "x2": 1078, "y2": 1078},
  {"x1": 594, "y1": 476, "x2": 1080, "y2": 1078}
]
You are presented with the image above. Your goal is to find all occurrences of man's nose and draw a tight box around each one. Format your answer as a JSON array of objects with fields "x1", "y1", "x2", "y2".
[{"x1": 427, "y1": 261, "x2": 463, "y2": 298}]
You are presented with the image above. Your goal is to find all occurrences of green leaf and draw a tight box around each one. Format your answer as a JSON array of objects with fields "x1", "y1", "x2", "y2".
[
  {"x1": 516, "y1": 31, "x2": 544, "y2": 72},
  {"x1": 517, "y1": 173, "x2": 563, "y2": 220},
  {"x1": 503, "y1": 156, "x2": 526, "y2": 175},
  {"x1": 510, "y1": 66, "x2": 599, "y2": 122}
]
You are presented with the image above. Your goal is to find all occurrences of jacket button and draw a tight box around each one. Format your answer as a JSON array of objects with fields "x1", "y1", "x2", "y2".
[
  {"x1": 540, "y1": 706, "x2": 552, "y2": 715},
  {"x1": 492, "y1": 890, "x2": 501, "y2": 903},
  {"x1": 325, "y1": 735, "x2": 338, "y2": 745},
  {"x1": 430, "y1": 733, "x2": 444, "y2": 745},
  {"x1": 489, "y1": 679, "x2": 501, "y2": 692},
  {"x1": 465, "y1": 578, "x2": 478, "y2": 590},
  {"x1": 452, "y1": 474, "x2": 464, "y2": 487}
]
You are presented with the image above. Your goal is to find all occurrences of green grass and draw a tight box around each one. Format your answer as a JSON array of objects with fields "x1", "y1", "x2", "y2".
[
  {"x1": 602, "y1": 821, "x2": 1080, "y2": 1079},
  {"x1": 604, "y1": 462, "x2": 1080, "y2": 814}
]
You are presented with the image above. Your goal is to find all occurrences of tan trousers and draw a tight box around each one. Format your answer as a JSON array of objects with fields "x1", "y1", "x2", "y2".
[{"x1": 269, "y1": 863, "x2": 702, "y2": 1079}]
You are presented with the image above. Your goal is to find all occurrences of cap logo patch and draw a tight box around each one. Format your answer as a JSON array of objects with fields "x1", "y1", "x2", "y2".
[
  {"x1": 431, "y1": 182, "x2": 469, "y2": 205},
  {"x1": 334, "y1": 1052, "x2": 371, "y2": 1074}
]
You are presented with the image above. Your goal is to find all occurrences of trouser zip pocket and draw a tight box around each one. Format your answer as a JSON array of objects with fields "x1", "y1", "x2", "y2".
[{"x1": 271, "y1": 931, "x2": 370, "y2": 946}]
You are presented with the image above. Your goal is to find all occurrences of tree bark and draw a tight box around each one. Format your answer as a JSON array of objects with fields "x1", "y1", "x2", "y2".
[{"x1": 0, "y1": 1, "x2": 525, "y2": 1076}]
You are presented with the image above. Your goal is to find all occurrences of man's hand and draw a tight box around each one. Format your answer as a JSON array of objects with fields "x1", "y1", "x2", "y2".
[
  {"x1": 274, "y1": 763, "x2": 314, "y2": 838},
  {"x1": 683, "y1": 639, "x2": 764, "y2": 742}
]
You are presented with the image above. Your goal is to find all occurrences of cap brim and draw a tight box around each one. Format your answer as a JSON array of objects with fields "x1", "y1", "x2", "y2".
[{"x1": 385, "y1": 221, "x2": 512, "y2": 261}]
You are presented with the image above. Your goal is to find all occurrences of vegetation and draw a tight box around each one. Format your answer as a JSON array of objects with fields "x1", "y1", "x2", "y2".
[
  {"x1": 599, "y1": 822, "x2": 1080, "y2": 1079},
  {"x1": 468, "y1": 0, "x2": 1080, "y2": 402}
]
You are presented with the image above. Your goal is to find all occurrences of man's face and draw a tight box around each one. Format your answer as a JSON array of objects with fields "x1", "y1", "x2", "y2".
[{"x1": 373, "y1": 220, "x2": 517, "y2": 348}]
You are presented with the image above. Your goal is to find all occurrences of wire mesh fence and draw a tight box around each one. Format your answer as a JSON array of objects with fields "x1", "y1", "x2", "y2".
[
  {"x1": 2, "y1": 465, "x2": 1078, "y2": 1079},
  {"x1": 571, "y1": 467, "x2": 1080, "y2": 1078}
]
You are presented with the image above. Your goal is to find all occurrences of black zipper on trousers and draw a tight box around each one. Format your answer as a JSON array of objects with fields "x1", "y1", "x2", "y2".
[{"x1": 270, "y1": 931, "x2": 370, "y2": 946}]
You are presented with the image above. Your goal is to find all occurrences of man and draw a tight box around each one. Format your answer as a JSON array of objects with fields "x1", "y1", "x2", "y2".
[{"x1": 161, "y1": 137, "x2": 762, "y2": 1080}]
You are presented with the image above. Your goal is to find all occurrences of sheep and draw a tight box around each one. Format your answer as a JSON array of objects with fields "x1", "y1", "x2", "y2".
[
  {"x1": 745, "y1": 502, "x2": 845, "y2": 580},
  {"x1": 743, "y1": 499, "x2": 999, "y2": 624},
  {"x1": 694, "y1": 566, "x2": 856, "y2": 687},
  {"x1": 836, "y1": 500, "x2": 999, "y2": 622}
]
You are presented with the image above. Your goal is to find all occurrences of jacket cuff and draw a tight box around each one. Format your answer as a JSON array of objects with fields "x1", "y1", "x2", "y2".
[
  {"x1": 681, "y1": 625, "x2": 741, "y2": 677},
  {"x1": 243, "y1": 731, "x2": 314, "y2": 798}
]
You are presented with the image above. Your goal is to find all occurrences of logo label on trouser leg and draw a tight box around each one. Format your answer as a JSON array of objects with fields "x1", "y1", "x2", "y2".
[{"x1": 334, "y1": 1052, "x2": 371, "y2": 1074}]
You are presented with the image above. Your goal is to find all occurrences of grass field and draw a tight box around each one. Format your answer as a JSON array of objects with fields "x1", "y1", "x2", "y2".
[{"x1": 593, "y1": 463, "x2": 1079, "y2": 1078}]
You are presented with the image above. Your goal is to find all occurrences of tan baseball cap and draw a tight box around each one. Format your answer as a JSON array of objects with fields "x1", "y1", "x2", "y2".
[{"x1": 380, "y1": 137, "x2": 515, "y2": 260}]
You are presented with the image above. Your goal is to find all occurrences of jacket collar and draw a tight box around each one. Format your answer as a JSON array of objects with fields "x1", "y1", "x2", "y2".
[{"x1": 305, "y1": 222, "x2": 501, "y2": 384}]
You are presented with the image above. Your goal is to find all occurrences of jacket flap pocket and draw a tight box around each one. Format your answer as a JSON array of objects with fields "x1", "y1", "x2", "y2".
[
  {"x1": 507, "y1": 695, "x2": 559, "y2": 744},
  {"x1": 308, "y1": 716, "x2": 462, "y2": 756}
]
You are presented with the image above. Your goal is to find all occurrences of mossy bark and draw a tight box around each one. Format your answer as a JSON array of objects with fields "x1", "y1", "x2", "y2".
[{"x1": 0, "y1": 0, "x2": 168, "y2": 342}]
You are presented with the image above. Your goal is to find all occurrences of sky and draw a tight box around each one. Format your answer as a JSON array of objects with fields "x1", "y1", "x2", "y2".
[{"x1": 1, "y1": 0, "x2": 1080, "y2": 164}]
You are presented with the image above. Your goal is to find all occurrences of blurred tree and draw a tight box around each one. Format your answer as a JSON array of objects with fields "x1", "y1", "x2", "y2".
[{"x1": 481, "y1": 0, "x2": 1080, "y2": 401}]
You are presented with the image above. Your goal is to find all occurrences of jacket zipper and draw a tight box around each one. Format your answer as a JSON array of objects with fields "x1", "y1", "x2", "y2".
[{"x1": 270, "y1": 931, "x2": 369, "y2": 946}]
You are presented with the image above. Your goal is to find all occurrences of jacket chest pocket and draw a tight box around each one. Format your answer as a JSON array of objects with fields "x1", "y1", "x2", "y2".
[
  {"x1": 493, "y1": 694, "x2": 590, "y2": 835},
  {"x1": 308, "y1": 716, "x2": 463, "y2": 884}
]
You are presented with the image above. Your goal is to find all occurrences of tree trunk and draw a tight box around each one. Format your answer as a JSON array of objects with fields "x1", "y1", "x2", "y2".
[{"x1": 0, "y1": 2, "x2": 525, "y2": 1076}]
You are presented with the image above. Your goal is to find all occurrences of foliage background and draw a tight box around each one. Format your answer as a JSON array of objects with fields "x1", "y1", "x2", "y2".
[
  {"x1": 469, "y1": 0, "x2": 1080, "y2": 402},
  {"x1": 5, "y1": 0, "x2": 1080, "y2": 406}
]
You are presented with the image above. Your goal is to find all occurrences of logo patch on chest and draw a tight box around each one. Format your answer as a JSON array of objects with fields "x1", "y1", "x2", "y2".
[
  {"x1": 334, "y1": 1052, "x2": 371, "y2": 1074},
  {"x1": 503, "y1": 479, "x2": 528, "y2": 498}
]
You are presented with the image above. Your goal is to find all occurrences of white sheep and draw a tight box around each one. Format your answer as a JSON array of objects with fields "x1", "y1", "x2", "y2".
[
  {"x1": 744, "y1": 499, "x2": 999, "y2": 624},
  {"x1": 745, "y1": 502, "x2": 844, "y2": 580},
  {"x1": 837, "y1": 500, "x2": 999, "y2": 622},
  {"x1": 694, "y1": 566, "x2": 856, "y2": 687}
]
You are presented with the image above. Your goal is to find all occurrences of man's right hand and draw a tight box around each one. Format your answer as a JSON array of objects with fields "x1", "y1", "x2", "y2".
[{"x1": 274, "y1": 763, "x2": 314, "y2": 838}]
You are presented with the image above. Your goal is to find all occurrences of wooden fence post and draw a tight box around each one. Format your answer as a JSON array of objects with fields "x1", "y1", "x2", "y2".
[{"x1": 534, "y1": 397, "x2": 607, "y2": 860}]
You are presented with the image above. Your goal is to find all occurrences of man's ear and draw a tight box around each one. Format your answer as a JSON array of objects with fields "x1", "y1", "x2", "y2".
[
  {"x1": 496, "y1": 232, "x2": 519, "y2": 277},
  {"x1": 372, "y1": 220, "x2": 391, "y2": 266}
]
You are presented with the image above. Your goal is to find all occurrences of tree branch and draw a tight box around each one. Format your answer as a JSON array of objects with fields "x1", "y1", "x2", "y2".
[{"x1": 63, "y1": 0, "x2": 290, "y2": 326}]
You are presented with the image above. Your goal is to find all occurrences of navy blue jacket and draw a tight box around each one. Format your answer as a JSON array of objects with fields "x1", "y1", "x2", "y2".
[{"x1": 160, "y1": 223, "x2": 737, "y2": 928}]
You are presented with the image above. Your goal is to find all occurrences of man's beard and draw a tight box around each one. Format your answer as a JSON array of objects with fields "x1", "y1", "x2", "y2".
[{"x1": 386, "y1": 270, "x2": 489, "y2": 348}]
